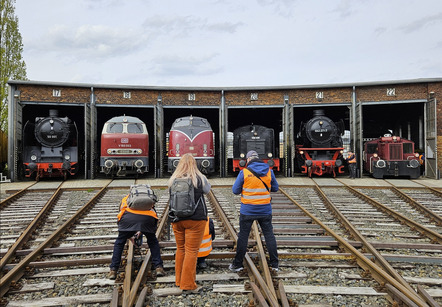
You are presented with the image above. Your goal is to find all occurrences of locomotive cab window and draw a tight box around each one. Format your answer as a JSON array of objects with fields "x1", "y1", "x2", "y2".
[
  {"x1": 173, "y1": 118, "x2": 190, "y2": 128},
  {"x1": 107, "y1": 123, "x2": 123, "y2": 133},
  {"x1": 127, "y1": 123, "x2": 143, "y2": 133},
  {"x1": 366, "y1": 144, "x2": 378, "y2": 154},
  {"x1": 403, "y1": 143, "x2": 413, "y2": 154}
]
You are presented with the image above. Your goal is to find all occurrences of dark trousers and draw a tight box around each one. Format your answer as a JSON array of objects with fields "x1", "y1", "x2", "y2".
[
  {"x1": 233, "y1": 214, "x2": 278, "y2": 268},
  {"x1": 110, "y1": 231, "x2": 163, "y2": 271},
  {"x1": 348, "y1": 163, "x2": 357, "y2": 178}
]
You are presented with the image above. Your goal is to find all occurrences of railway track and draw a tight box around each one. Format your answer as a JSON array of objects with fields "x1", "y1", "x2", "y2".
[{"x1": 1, "y1": 180, "x2": 441, "y2": 306}]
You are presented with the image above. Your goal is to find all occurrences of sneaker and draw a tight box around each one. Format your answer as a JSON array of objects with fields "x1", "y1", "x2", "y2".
[
  {"x1": 271, "y1": 267, "x2": 279, "y2": 272},
  {"x1": 155, "y1": 266, "x2": 166, "y2": 277},
  {"x1": 229, "y1": 263, "x2": 243, "y2": 272},
  {"x1": 183, "y1": 286, "x2": 204, "y2": 294},
  {"x1": 107, "y1": 270, "x2": 117, "y2": 280},
  {"x1": 197, "y1": 261, "x2": 208, "y2": 269}
]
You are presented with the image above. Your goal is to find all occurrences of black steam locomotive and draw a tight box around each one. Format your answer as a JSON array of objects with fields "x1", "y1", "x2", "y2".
[
  {"x1": 296, "y1": 110, "x2": 345, "y2": 177},
  {"x1": 22, "y1": 110, "x2": 79, "y2": 180},
  {"x1": 232, "y1": 124, "x2": 280, "y2": 172}
]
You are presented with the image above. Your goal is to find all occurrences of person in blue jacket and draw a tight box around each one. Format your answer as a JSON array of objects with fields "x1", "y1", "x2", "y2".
[{"x1": 229, "y1": 150, "x2": 279, "y2": 272}]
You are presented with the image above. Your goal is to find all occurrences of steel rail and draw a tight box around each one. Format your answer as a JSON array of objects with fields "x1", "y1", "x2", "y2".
[
  {"x1": 125, "y1": 205, "x2": 170, "y2": 306},
  {"x1": 427, "y1": 187, "x2": 442, "y2": 197},
  {"x1": 0, "y1": 187, "x2": 62, "y2": 272},
  {"x1": 252, "y1": 221, "x2": 277, "y2": 299},
  {"x1": 391, "y1": 187, "x2": 442, "y2": 226},
  {"x1": 207, "y1": 190, "x2": 280, "y2": 307},
  {"x1": 0, "y1": 182, "x2": 37, "y2": 210},
  {"x1": 279, "y1": 187, "x2": 429, "y2": 307},
  {"x1": 0, "y1": 183, "x2": 110, "y2": 298},
  {"x1": 122, "y1": 241, "x2": 134, "y2": 307},
  {"x1": 312, "y1": 184, "x2": 421, "y2": 300},
  {"x1": 344, "y1": 185, "x2": 442, "y2": 244}
]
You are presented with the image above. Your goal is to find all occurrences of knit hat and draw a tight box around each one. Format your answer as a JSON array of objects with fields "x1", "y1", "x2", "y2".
[{"x1": 246, "y1": 150, "x2": 259, "y2": 159}]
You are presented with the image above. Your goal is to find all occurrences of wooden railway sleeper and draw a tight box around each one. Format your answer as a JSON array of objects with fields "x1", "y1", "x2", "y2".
[{"x1": 279, "y1": 187, "x2": 429, "y2": 307}]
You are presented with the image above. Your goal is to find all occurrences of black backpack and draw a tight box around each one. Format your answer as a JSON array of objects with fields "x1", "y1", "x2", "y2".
[
  {"x1": 169, "y1": 178, "x2": 199, "y2": 219},
  {"x1": 127, "y1": 184, "x2": 158, "y2": 210}
]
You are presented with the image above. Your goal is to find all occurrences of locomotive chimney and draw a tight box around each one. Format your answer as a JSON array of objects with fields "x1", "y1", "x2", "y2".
[
  {"x1": 49, "y1": 109, "x2": 59, "y2": 117},
  {"x1": 313, "y1": 109, "x2": 325, "y2": 117}
]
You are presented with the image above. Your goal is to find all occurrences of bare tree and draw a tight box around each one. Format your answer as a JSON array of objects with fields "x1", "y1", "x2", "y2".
[{"x1": 1, "y1": 0, "x2": 27, "y2": 132}]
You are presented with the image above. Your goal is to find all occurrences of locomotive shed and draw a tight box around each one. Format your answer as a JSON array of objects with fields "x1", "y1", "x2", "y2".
[{"x1": 5, "y1": 78, "x2": 442, "y2": 181}]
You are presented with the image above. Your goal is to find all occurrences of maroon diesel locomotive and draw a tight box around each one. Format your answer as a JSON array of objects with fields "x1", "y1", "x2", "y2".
[
  {"x1": 363, "y1": 134, "x2": 421, "y2": 179},
  {"x1": 168, "y1": 115, "x2": 215, "y2": 174},
  {"x1": 100, "y1": 115, "x2": 149, "y2": 177}
]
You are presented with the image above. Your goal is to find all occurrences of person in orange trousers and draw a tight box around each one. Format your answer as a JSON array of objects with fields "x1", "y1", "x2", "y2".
[{"x1": 168, "y1": 154, "x2": 211, "y2": 293}]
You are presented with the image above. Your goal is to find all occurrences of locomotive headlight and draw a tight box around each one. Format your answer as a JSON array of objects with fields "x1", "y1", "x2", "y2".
[
  {"x1": 31, "y1": 154, "x2": 37, "y2": 161},
  {"x1": 107, "y1": 149, "x2": 112, "y2": 154},
  {"x1": 267, "y1": 153, "x2": 272, "y2": 158},
  {"x1": 240, "y1": 153, "x2": 245, "y2": 158},
  {"x1": 175, "y1": 144, "x2": 180, "y2": 156},
  {"x1": 319, "y1": 121, "x2": 323, "y2": 125},
  {"x1": 300, "y1": 150, "x2": 304, "y2": 155},
  {"x1": 64, "y1": 154, "x2": 70, "y2": 161},
  {"x1": 415, "y1": 153, "x2": 419, "y2": 157},
  {"x1": 340, "y1": 150, "x2": 344, "y2": 154},
  {"x1": 373, "y1": 153, "x2": 378, "y2": 158},
  {"x1": 393, "y1": 136, "x2": 397, "y2": 142}
]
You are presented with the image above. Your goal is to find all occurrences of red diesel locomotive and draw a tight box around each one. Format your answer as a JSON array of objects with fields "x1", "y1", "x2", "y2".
[
  {"x1": 168, "y1": 115, "x2": 215, "y2": 174},
  {"x1": 363, "y1": 134, "x2": 421, "y2": 179},
  {"x1": 100, "y1": 115, "x2": 149, "y2": 177}
]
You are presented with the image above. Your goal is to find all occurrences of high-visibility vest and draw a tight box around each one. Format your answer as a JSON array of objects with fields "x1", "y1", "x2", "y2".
[
  {"x1": 117, "y1": 195, "x2": 158, "y2": 221},
  {"x1": 347, "y1": 153, "x2": 356, "y2": 164},
  {"x1": 240, "y1": 168, "x2": 272, "y2": 205},
  {"x1": 198, "y1": 218, "x2": 212, "y2": 258}
]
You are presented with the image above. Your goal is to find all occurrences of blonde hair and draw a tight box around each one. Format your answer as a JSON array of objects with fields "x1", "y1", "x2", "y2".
[{"x1": 167, "y1": 153, "x2": 207, "y2": 188}]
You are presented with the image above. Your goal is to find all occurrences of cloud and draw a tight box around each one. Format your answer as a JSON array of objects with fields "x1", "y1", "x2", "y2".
[
  {"x1": 142, "y1": 15, "x2": 242, "y2": 38},
  {"x1": 27, "y1": 24, "x2": 148, "y2": 60},
  {"x1": 400, "y1": 12, "x2": 442, "y2": 33},
  {"x1": 150, "y1": 53, "x2": 221, "y2": 77}
]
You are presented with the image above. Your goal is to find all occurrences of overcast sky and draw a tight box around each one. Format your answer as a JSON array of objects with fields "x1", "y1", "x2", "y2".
[{"x1": 14, "y1": 0, "x2": 442, "y2": 87}]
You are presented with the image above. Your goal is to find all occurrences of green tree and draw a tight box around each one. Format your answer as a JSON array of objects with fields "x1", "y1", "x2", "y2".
[{"x1": 1, "y1": 0, "x2": 27, "y2": 133}]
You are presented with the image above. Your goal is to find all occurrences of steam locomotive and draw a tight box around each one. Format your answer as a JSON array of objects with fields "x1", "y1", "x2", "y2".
[
  {"x1": 22, "y1": 109, "x2": 79, "y2": 180},
  {"x1": 296, "y1": 110, "x2": 344, "y2": 177},
  {"x1": 168, "y1": 115, "x2": 215, "y2": 174},
  {"x1": 232, "y1": 124, "x2": 280, "y2": 172},
  {"x1": 100, "y1": 115, "x2": 149, "y2": 177},
  {"x1": 363, "y1": 134, "x2": 421, "y2": 179}
]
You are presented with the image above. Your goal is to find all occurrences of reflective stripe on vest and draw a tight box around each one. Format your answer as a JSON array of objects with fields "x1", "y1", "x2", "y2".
[
  {"x1": 117, "y1": 195, "x2": 158, "y2": 221},
  {"x1": 198, "y1": 218, "x2": 212, "y2": 257},
  {"x1": 240, "y1": 168, "x2": 271, "y2": 205}
]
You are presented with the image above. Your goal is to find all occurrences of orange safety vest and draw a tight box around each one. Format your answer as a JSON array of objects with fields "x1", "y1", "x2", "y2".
[
  {"x1": 347, "y1": 153, "x2": 356, "y2": 164},
  {"x1": 241, "y1": 168, "x2": 272, "y2": 205},
  {"x1": 197, "y1": 217, "x2": 213, "y2": 258},
  {"x1": 117, "y1": 195, "x2": 158, "y2": 221}
]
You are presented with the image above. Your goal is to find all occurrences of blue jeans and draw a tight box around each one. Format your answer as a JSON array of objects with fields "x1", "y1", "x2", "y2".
[
  {"x1": 233, "y1": 214, "x2": 278, "y2": 268},
  {"x1": 110, "y1": 231, "x2": 163, "y2": 271}
]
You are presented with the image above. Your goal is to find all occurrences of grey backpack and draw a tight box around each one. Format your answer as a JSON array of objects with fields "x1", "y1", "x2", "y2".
[
  {"x1": 127, "y1": 184, "x2": 158, "y2": 210},
  {"x1": 169, "y1": 178, "x2": 198, "y2": 218}
]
